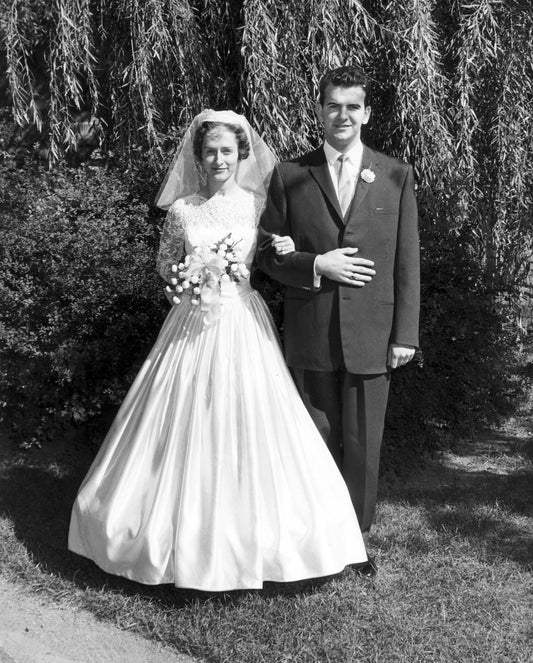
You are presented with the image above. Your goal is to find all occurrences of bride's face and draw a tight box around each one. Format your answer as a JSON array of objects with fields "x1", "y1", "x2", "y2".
[{"x1": 201, "y1": 129, "x2": 240, "y2": 185}]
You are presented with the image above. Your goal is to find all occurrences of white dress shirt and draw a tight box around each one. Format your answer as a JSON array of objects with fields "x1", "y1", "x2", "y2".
[
  {"x1": 323, "y1": 140, "x2": 364, "y2": 197},
  {"x1": 313, "y1": 141, "x2": 364, "y2": 287}
]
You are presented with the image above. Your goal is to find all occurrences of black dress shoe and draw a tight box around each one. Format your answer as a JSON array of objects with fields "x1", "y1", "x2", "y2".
[{"x1": 353, "y1": 557, "x2": 377, "y2": 578}]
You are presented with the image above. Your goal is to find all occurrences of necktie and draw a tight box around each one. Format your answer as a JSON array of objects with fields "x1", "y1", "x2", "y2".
[{"x1": 336, "y1": 154, "x2": 354, "y2": 216}]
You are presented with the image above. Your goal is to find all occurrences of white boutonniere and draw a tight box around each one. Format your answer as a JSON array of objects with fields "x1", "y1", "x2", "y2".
[{"x1": 360, "y1": 168, "x2": 375, "y2": 183}]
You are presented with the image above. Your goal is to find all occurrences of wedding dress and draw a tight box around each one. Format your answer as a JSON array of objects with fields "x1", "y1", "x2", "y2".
[{"x1": 68, "y1": 187, "x2": 367, "y2": 591}]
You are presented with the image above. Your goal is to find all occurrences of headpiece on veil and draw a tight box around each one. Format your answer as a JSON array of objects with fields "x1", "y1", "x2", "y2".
[{"x1": 154, "y1": 109, "x2": 278, "y2": 210}]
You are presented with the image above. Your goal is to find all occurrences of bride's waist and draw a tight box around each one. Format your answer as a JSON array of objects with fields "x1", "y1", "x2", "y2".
[
  {"x1": 187, "y1": 277, "x2": 254, "y2": 303},
  {"x1": 219, "y1": 278, "x2": 253, "y2": 300}
]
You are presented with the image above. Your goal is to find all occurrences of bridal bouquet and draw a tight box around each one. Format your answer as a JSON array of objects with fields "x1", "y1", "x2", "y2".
[{"x1": 165, "y1": 234, "x2": 249, "y2": 324}]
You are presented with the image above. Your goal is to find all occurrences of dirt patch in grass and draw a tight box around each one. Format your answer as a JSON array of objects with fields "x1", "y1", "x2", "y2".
[{"x1": 0, "y1": 578, "x2": 198, "y2": 663}]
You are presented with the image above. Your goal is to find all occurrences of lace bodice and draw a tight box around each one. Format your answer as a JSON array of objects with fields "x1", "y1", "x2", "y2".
[{"x1": 157, "y1": 189, "x2": 264, "y2": 283}]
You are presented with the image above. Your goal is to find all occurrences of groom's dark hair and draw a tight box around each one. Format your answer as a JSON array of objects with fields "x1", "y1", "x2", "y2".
[{"x1": 318, "y1": 66, "x2": 372, "y2": 107}]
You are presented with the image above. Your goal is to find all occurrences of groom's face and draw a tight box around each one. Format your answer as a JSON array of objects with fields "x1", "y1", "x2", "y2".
[{"x1": 317, "y1": 85, "x2": 371, "y2": 152}]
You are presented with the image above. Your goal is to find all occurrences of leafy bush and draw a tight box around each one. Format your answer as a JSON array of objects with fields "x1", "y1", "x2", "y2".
[
  {"x1": 0, "y1": 151, "x2": 167, "y2": 446},
  {"x1": 381, "y1": 224, "x2": 527, "y2": 473},
  {"x1": 0, "y1": 124, "x2": 527, "y2": 469}
]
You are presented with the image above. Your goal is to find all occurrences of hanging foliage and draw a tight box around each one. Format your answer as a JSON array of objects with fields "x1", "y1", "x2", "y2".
[
  {"x1": 48, "y1": 0, "x2": 99, "y2": 160},
  {"x1": 241, "y1": 0, "x2": 376, "y2": 158},
  {"x1": 5, "y1": 0, "x2": 47, "y2": 131},
  {"x1": 484, "y1": 3, "x2": 533, "y2": 288},
  {"x1": 2, "y1": 0, "x2": 531, "y2": 283},
  {"x1": 2, "y1": 0, "x2": 230, "y2": 159}
]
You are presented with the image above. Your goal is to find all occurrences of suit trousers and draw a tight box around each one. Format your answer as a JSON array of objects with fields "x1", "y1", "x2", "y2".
[{"x1": 291, "y1": 367, "x2": 390, "y2": 544}]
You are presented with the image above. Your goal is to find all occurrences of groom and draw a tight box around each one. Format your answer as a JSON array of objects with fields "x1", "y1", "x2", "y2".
[{"x1": 257, "y1": 66, "x2": 420, "y2": 576}]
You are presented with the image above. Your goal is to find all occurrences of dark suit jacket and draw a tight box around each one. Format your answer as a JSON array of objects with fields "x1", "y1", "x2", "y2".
[{"x1": 256, "y1": 145, "x2": 420, "y2": 374}]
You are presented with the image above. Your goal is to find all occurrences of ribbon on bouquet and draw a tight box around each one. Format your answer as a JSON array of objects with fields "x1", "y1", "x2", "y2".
[
  {"x1": 199, "y1": 277, "x2": 222, "y2": 324},
  {"x1": 184, "y1": 247, "x2": 236, "y2": 325}
]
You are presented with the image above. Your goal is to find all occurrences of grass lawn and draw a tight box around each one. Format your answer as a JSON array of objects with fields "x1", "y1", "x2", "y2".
[{"x1": 1, "y1": 409, "x2": 532, "y2": 662}]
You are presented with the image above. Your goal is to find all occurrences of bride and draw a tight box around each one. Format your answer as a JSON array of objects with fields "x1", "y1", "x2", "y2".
[{"x1": 68, "y1": 110, "x2": 367, "y2": 591}]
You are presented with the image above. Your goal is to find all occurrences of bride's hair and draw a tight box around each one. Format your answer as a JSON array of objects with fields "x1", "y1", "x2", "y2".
[{"x1": 192, "y1": 121, "x2": 251, "y2": 162}]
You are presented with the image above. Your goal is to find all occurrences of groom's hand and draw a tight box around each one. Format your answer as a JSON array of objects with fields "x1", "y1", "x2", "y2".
[
  {"x1": 387, "y1": 344, "x2": 416, "y2": 369},
  {"x1": 315, "y1": 247, "x2": 375, "y2": 286}
]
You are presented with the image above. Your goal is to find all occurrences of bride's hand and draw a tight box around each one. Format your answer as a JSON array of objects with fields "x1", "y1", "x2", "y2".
[{"x1": 271, "y1": 234, "x2": 295, "y2": 255}]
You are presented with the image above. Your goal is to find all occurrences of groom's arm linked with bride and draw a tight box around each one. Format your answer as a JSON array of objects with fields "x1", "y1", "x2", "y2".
[{"x1": 257, "y1": 65, "x2": 420, "y2": 576}]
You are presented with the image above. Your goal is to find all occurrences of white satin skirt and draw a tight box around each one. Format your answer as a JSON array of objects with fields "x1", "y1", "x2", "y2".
[{"x1": 68, "y1": 283, "x2": 367, "y2": 591}]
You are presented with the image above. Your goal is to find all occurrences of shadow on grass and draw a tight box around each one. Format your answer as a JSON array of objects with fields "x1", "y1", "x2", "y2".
[
  {"x1": 1, "y1": 413, "x2": 531, "y2": 616},
  {"x1": 0, "y1": 455, "x2": 335, "y2": 609},
  {"x1": 380, "y1": 431, "x2": 533, "y2": 569}
]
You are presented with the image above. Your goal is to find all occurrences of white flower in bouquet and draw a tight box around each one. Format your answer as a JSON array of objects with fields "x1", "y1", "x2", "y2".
[{"x1": 163, "y1": 233, "x2": 250, "y2": 323}]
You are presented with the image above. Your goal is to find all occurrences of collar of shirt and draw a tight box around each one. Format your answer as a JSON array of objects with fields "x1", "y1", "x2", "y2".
[
  {"x1": 323, "y1": 141, "x2": 364, "y2": 194},
  {"x1": 323, "y1": 140, "x2": 364, "y2": 169}
]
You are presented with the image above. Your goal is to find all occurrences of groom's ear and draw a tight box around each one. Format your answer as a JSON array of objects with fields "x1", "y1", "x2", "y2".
[{"x1": 315, "y1": 98, "x2": 324, "y2": 123}]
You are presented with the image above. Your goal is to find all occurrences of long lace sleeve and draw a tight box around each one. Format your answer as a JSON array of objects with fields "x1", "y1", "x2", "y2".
[
  {"x1": 156, "y1": 202, "x2": 185, "y2": 283},
  {"x1": 253, "y1": 192, "x2": 267, "y2": 224}
]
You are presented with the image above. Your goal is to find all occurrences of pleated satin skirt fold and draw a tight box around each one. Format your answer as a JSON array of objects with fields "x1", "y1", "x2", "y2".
[{"x1": 69, "y1": 287, "x2": 367, "y2": 590}]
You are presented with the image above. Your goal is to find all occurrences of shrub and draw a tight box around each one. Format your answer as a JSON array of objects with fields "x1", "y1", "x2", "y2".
[
  {"x1": 0, "y1": 151, "x2": 167, "y2": 446},
  {"x1": 381, "y1": 226, "x2": 527, "y2": 474},
  {"x1": 0, "y1": 123, "x2": 527, "y2": 470}
]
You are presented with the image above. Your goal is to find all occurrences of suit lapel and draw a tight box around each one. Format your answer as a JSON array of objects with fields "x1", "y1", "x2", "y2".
[
  {"x1": 307, "y1": 145, "x2": 380, "y2": 225},
  {"x1": 308, "y1": 148, "x2": 344, "y2": 225},
  {"x1": 349, "y1": 146, "x2": 379, "y2": 217}
]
